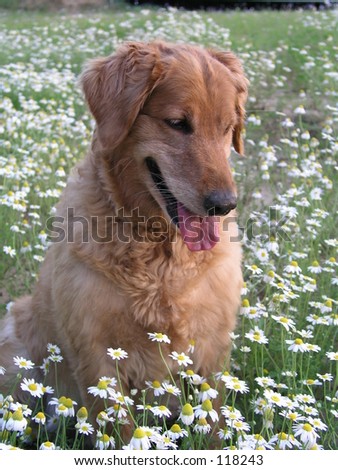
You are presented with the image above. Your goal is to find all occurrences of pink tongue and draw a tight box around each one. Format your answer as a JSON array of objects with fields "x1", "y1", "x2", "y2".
[{"x1": 177, "y1": 202, "x2": 220, "y2": 251}]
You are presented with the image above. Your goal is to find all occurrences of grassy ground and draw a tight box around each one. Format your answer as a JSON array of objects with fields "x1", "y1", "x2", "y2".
[{"x1": 0, "y1": 5, "x2": 337, "y2": 450}]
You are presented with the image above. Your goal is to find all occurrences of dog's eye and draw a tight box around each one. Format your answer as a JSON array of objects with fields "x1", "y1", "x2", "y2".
[
  {"x1": 224, "y1": 125, "x2": 233, "y2": 136},
  {"x1": 165, "y1": 119, "x2": 192, "y2": 134}
]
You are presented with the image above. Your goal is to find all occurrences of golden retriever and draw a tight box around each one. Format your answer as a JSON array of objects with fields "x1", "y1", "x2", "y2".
[{"x1": 0, "y1": 41, "x2": 247, "y2": 432}]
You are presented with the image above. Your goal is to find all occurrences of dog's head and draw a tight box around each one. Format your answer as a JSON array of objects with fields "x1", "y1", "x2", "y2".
[{"x1": 81, "y1": 41, "x2": 248, "y2": 251}]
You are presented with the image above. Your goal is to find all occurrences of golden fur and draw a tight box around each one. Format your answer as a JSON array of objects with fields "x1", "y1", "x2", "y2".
[{"x1": 0, "y1": 41, "x2": 247, "y2": 424}]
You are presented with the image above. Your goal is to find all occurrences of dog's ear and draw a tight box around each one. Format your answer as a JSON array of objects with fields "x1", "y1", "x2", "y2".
[
  {"x1": 81, "y1": 42, "x2": 163, "y2": 149},
  {"x1": 208, "y1": 50, "x2": 248, "y2": 155}
]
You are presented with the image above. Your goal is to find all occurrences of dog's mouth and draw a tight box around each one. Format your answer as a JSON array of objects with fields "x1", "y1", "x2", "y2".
[{"x1": 145, "y1": 157, "x2": 220, "y2": 251}]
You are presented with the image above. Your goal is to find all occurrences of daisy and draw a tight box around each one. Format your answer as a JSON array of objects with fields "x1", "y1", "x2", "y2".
[
  {"x1": 96, "y1": 411, "x2": 115, "y2": 427},
  {"x1": 246, "y1": 264, "x2": 263, "y2": 275},
  {"x1": 75, "y1": 421, "x2": 94, "y2": 435},
  {"x1": 165, "y1": 424, "x2": 188, "y2": 440},
  {"x1": 145, "y1": 380, "x2": 165, "y2": 396},
  {"x1": 217, "y1": 427, "x2": 233, "y2": 440},
  {"x1": 193, "y1": 418, "x2": 211, "y2": 434},
  {"x1": 96, "y1": 432, "x2": 115, "y2": 450},
  {"x1": 224, "y1": 377, "x2": 249, "y2": 394},
  {"x1": 285, "y1": 338, "x2": 308, "y2": 352},
  {"x1": 302, "y1": 378, "x2": 321, "y2": 386},
  {"x1": 269, "y1": 432, "x2": 300, "y2": 449},
  {"x1": 294, "y1": 393, "x2": 316, "y2": 405},
  {"x1": 151, "y1": 405, "x2": 171, "y2": 419},
  {"x1": 228, "y1": 419, "x2": 250, "y2": 433},
  {"x1": 240, "y1": 298, "x2": 250, "y2": 315},
  {"x1": 76, "y1": 407, "x2": 88, "y2": 423},
  {"x1": 256, "y1": 248, "x2": 269, "y2": 263},
  {"x1": 180, "y1": 369, "x2": 203, "y2": 385},
  {"x1": 264, "y1": 389, "x2": 288, "y2": 408},
  {"x1": 304, "y1": 343, "x2": 321, "y2": 353},
  {"x1": 326, "y1": 351, "x2": 338, "y2": 361},
  {"x1": 308, "y1": 417, "x2": 328, "y2": 431},
  {"x1": 20, "y1": 378, "x2": 44, "y2": 398},
  {"x1": 109, "y1": 403, "x2": 128, "y2": 421},
  {"x1": 194, "y1": 399, "x2": 218, "y2": 422},
  {"x1": 88, "y1": 377, "x2": 117, "y2": 399},
  {"x1": 0, "y1": 366, "x2": 5, "y2": 375},
  {"x1": 316, "y1": 373, "x2": 333, "y2": 382},
  {"x1": 169, "y1": 351, "x2": 193, "y2": 367},
  {"x1": 162, "y1": 382, "x2": 181, "y2": 396},
  {"x1": 284, "y1": 260, "x2": 302, "y2": 275},
  {"x1": 49, "y1": 396, "x2": 77, "y2": 417},
  {"x1": 266, "y1": 237, "x2": 279, "y2": 255},
  {"x1": 126, "y1": 427, "x2": 151, "y2": 450},
  {"x1": 279, "y1": 410, "x2": 304, "y2": 422},
  {"x1": 294, "y1": 105, "x2": 306, "y2": 115},
  {"x1": 47, "y1": 344, "x2": 61, "y2": 356},
  {"x1": 255, "y1": 376, "x2": 277, "y2": 388},
  {"x1": 107, "y1": 348, "x2": 128, "y2": 361},
  {"x1": 198, "y1": 382, "x2": 218, "y2": 402},
  {"x1": 110, "y1": 390, "x2": 134, "y2": 407},
  {"x1": 179, "y1": 403, "x2": 194, "y2": 425},
  {"x1": 147, "y1": 332, "x2": 171, "y2": 344},
  {"x1": 221, "y1": 406, "x2": 243, "y2": 421},
  {"x1": 271, "y1": 315, "x2": 296, "y2": 331},
  {"x1": 245, "y1": 327, "x2": 269, "y2": 344},
  {"x1": 293, "y1": 422, "x2": 319, "y2": 448},
  {"x1": 308, "y1": 260, "x2": 322, "y2": 274},
  {"x1": 39, "y1": 441, "x2": 56, "y2": 450},
  {"x1": 32, "y1": 411, "x2": 46, "y2": 425},
  {"x1": 3, "y1": 409, "x2": 28, "y2": 432},
  {"x1": 13, "y1": 356, "x2": 34, "y2": 370}
]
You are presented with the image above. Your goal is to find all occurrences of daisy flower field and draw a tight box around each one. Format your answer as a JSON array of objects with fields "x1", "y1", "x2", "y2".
[{"x1": 0, "y1": 4, "x2": 337, "y2": 450}]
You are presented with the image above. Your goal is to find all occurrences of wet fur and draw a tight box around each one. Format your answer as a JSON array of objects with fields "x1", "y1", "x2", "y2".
[{"x1": 0, "y1": 41, "x2": 247, "y2": 423}]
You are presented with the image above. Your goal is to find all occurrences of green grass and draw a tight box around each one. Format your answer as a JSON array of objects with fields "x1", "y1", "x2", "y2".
[{"x1": 0, "y1": 5, "x2": 337, "y2": 450}]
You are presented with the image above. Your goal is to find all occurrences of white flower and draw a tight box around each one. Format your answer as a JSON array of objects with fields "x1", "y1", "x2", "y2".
[
  {"x1": 13, "y1": 356, "x2": 35, "y2": 370},
  {"x1": 169, "y1": 351, "x2": 193, "y2": 367},
  {"x1": 284, "y1": 260, "x2": 302, "y2": 275},
  {"x1": 293, "y1": 422, "x2": 319, "y2": 448},
  {"x1": 151, "y1": 405, "x2": 171, "y2": 419},
  {"x1": 145, "y1": 380, "x2": 165, "y2": 396},
  {"x1": 326, "y1": 351, "x2": 338, "y2": 360},
  {"x1": 107, "y1": 347, "x2": 128, "y2": 360},
  {"x1": 96, "y1": 432, "x2": 115, "y2": 450},
  {"x1": 49, "y1": 396, "x2": 77, "y2": 417},
  {"x1": 88, "y1": 377, "x2": 117, "y2": 398},
  {"x1": 147, "y1": 332, "x2": 171, "y2": 343},
  {"x1": 179, "y1": 403, "x2": 194, "y2": 425},
  {"x1": 255, "y1": 376, "x2": 277, "y2": 388},
  {"x1": 166, "y1": 424, "x2": 188, "y2": 441},
  {"x1": 3, "y1": 246, "x2": 16, "y2": 258},
  {"x1": 269, "y1": 432, "x2": 301, "y2": 449},
  {"x1": 75, "y1": 421, "x2": 94, "y2": 435},
  {"x1": 198, "y1": 382, "x2": 218, "y2": 401},
  {"x1": 3, "y1": 409, "x2": 28, "y2": 432},
  {"x1": 126, "y1": 427, "x2": 151, "y2": 450},
  {"x1": 264, "y1": 389, "x2": 288, "y2": 408},
  {"x1": 286, "y1": 338, "x2": 308, "y2": 352},
  {"x1": 294, "y1": 105, "x2": 306, "y2": 115},
  {"x1": 20, "y1": 378, "x2": 44, "y2": 398},
  {"x1": 194, "y1": 400, "x2": 218, "y2": 422},
  {"x1": 0, "y1": 366, "x2": 6, "y2": 375},
  {"x1": 162, "y1": 382, "x2": 181, "y2": 396},
  {"x1": 245, "y1": 327, "x2": 269, "y2": 344},
  {"x1": 271, "y1": 315, "x2": 296, "y2": 331},
  {"x1": 39, "y1": 441, "x2": 56, "y2": 450}
]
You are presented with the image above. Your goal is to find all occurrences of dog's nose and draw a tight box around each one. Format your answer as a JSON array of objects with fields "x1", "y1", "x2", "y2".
[{"x1": 203, "y1": 190, "x2": 237, "y2": 216}]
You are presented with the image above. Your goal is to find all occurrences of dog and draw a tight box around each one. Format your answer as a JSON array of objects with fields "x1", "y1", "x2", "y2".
[{"x1": 0, "y1": 41, "x2": 247, "y2": 434}]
